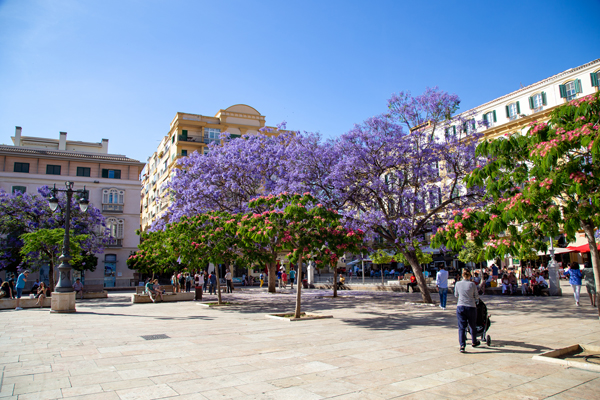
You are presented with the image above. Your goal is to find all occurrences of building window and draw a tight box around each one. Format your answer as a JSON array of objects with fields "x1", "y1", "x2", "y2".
[
  {"x1": 482, "y1": 111, "x2": 497, "y2": 127},
  {"x1": 463, "y1": 119, "x2": 476, "y2": 134},
  {"x1": 46, "y1": 165, "x2": 62, "y2": 175},
  {"x1": 102, "y1": 188, "x2": 124, "y2": 212},
  {"x1": 591, "y1": 72, "x2": 600, "y2": 88},
  {"x1": 77, "y1": 167, "x2": 91, "y2": 177},
  {"x1": 204, "y1": 128, "x2": 221, "y2": 144},
  {"x1": 181, "y1": 150, "x2": 187, "y2": 156},
  {"x1": 102, "y1": 169, "x2": 121, "y2": 179},
  {"x1": 106, "y1": 218, "x2": 124, "y2": 247},
  {"x1": 529, "y1": 92, "x2": 547, "y2": 111},
  {"x1": 445, "y1": 126, "x2": 456, "y2": 140},
  {"x1": 203, "y1": 148, "x2": 209, "y2": 155},
  {"x1": 505, "y1": 102, "x2": 520, "y2": 121},
  {"x1": 560, "y1": 80, "x2": 582, "y2": 101},
  {"x1": 13, "y1": 162, "x2": 29, "y2": 173},
  {"x1": 12, "y1": 186, "x2": 26, "y2": 194}
]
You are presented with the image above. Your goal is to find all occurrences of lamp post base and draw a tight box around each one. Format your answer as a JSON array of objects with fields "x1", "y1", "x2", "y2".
[{"x1": 50, "y1": 292, "x2": 76, "y2": 313}]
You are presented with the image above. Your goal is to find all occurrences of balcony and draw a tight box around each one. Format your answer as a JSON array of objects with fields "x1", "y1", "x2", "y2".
[
  {"x1": 106, "y1": 238, "x2": 123, "y2": 247},
  {"x1": 102, "y1": 204, "x2": 124, "y2": 213}
]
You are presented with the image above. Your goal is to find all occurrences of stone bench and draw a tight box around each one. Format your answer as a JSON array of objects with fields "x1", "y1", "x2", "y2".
[
  {"x1": 0, "y1": 297, "x2": 51, "y2": 310},
  {"x1": 482, "y1": 286, "x2": 550, "y2": 296},
  {"x1": 132, "y1": 292, "x2": 194, "y2": 303},
  {"x1": 82, "y1": 284, "x2": 108, "y2": 299}
]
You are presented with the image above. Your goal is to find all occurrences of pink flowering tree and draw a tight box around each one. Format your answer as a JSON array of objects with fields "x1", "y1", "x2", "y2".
[
  {"x1": 231, "y1": 193, "x2": 365, "y2": 317},
  {"x1": 432, "y1": 92, "x2": 600, "y2": 318}
]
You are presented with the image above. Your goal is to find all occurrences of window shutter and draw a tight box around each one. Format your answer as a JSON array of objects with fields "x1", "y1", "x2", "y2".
[
  {"x1": 542, "y1": 92, "x2": 547, "y2": 105},
  {"x1": 529, "y1": 96, "x2": 534, "y2": 109},
  {"x1": 516, "y1": 101, "x2": 520, "y2": 114},
  {"x1": 482, "y1": 114, "x2": 488, "y2": 123},
  {"x1": 493, "y1": 110, "x2": 497, "y2": 122},
  {"x1": 575, "y1": 79, "x2": 582, "y2": 93},
  {"x1": 471, "y1": 119, "x2": 476, "y2": 131},
  {"x1": 102, "y1": 169, "x2": 109, "y2": 178},
  {"x1": 559, "y1": 84, "x2": 567, "y2": 98},
  {"x1": 452, "y1": 126, "x2": 456, "y2": 136},
  {"x1": 505, "y1": 105, "x2": 510, "y2": 118},
  {"x1": 591, "y1": 72, "x2": 599, "y2": 87}
]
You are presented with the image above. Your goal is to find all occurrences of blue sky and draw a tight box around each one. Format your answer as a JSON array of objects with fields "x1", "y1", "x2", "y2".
[{"x1": 1, "y1": 0, "x2": 599, "y2": 162}]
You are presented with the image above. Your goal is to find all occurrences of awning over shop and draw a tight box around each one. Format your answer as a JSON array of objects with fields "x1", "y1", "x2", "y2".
[
  {"x1": 567, "y1": 243, "x2": 600, "y2": 253},
  {"x1": 537, "y1": 247, "x2": 575, "y2": 256}
]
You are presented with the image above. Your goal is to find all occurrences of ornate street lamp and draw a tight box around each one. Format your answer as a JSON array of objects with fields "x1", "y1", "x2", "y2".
[{"x1": 48, "y1": 182, "x2": 90, "y2": 292}]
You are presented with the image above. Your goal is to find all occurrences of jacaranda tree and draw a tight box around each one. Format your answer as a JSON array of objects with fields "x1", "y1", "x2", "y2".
[
  {"x1": 432, "y1": 92, "x2": 600, "y2": 318},
  {"x1": 332, "y1": 87, "x2": 485, "y2": 303},
  {"x1": 0, "y1": 186, "x2": 107, "y2": 285}
]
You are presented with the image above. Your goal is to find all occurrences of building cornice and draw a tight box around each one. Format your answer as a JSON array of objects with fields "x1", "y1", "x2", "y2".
[{"x1": 0, "y1": 146, "x2": 144, "y2": 166}]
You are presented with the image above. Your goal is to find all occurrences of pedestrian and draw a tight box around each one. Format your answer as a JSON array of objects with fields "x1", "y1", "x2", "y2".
[
  {"x1": 282, "y1": 270, "x2": 287, "y2": 289},
  {"x1": 179, "y1": 273, "x2": 186, "y2": 293},
  {"x1": 436, "y1": 265, "x2": 448, "y2": 310},
  {"x1": 171, "y1": 273, "x2": 178, "y2": 293},
  {"x1": 289, "y1": 267, "x2": 296, "y2": 289},
  {"x1": 225, "y1": 269, "x2": 233, "y2": 293},
  {"x1": 209, "y1": 272, "x2": 217, "y2": 295},
  {"x1": 203, "y1": 270, "x2": 209, "y2": 293},
  {"x1": 15, "y1": 270, "x2": 29, "y2": 310},
  {"x1": 491, "y1": 264, "x2": 499, "y2": 282},
  {"x1": 454, "y1": 270, "x2": 481, "y2": 353},
  {"x1": 185, "y1": 273, "x2": 192, "y2": 292},
  {"x1": 565, "y1": 262, "x2": 583, "y2": 306},
  {"x1": 582, "y1": 262, "x2": 597, "y2": 308},
  {"x1": 194, "y1": 270, "x2": 204, "y2": 301},
  {"x1": 259, "y1": 272, "x2": 264, "y2": 288},
  {"x1": 277, "y1": 269, "x2": 282, "y2": 288}
]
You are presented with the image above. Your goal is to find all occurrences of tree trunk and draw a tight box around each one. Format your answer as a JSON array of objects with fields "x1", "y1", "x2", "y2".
[
  {"x1": 403, "y1": 251, "x2": 433, "y2": 303},
  {"x1": 268, "y1": 261, "x2": 277, "y2": 293},
  {"x1": 381, "y1": 264, "x2": 384, "y2": 286},
  {"x1": 294, "y1": 254, "x2": 303, "y2": 318},
  {"x1": 332, "y1": 262, "x2": 338, "y2": 297},
  {"x1": 581, "y1": 222, "x2": 600, "y2": 319},
  {"x1": 215, "y1": 262, "x2": 223, "y2": 305}
]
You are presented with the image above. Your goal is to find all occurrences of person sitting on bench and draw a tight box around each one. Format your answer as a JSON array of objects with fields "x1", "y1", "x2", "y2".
[
  {"x1": 73, "y1": 278, "x2": 84, "y2": 300},
  {"x1": 407, "y1": 275, "x2": 418, "y2": 293},
  {"x1": 145, "y1": 279, "x2": 164, "y2": 302}
]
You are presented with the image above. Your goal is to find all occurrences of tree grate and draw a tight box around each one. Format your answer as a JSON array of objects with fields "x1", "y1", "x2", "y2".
[{"x1": 141, "y1": 334, "x2": 170, "y2": 340}]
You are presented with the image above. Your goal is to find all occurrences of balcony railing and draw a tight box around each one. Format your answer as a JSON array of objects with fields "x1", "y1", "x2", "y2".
[
  {"x1": 102, "y1": 204, "x2": 124, "y2": 213},
  {"x1": 106, "y1": 238, "x2": 123, "y2": 247}
]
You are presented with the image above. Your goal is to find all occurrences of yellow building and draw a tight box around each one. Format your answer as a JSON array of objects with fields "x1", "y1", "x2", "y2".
[{"x1": 140, "y1": 104, "x2": 283, "y2": 230}]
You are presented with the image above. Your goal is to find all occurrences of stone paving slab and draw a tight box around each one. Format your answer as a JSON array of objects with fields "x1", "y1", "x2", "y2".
[{"x1": 0, "y1": 281, "x2": 599, "y2": 399}]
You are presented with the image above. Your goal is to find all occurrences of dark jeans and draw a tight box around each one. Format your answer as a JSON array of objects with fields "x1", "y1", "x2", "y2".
[
  {"x1": 456, "y1": 305, "x2": 477, "y2": 347},
  {"x1": 209, "y1": 284, "x2": 216, "y2": 295},
  {"x1": 226, "y1": 280, "x2": 233, "y2": 293},
  {"x1": 186, "y1": 282, "x2": 191, "y2": 292},
  {"x1": 438, "y1": 288, "x2": 448, "y2": 308}
]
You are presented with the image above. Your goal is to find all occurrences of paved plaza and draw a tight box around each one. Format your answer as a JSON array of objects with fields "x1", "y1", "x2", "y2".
[{"x1": 1, "y1": 282, "x2": 599, "y2": 400}]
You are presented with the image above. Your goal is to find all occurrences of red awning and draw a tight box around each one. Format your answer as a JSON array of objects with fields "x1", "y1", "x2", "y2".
[{"x1": 567, "y1": 243, "x2": 600, "y2": 253}]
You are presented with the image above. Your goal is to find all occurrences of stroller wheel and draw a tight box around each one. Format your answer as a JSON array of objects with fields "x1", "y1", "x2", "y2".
[{"x1": 486, "y1": 335, "x2": 491, "y2": 346}]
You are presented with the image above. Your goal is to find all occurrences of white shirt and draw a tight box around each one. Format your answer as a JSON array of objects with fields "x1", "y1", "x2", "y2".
[
  {"x1": 435, "y1": 269, "x2": 448, "y2": 289},
  {"x1": 225, "y1": 272, "x2": 232, "y2": 280}
]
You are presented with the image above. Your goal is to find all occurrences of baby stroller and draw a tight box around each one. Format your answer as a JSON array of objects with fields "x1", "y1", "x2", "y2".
[{"x1": 469, "y1": 299, "x2": 492, "y2": 346}]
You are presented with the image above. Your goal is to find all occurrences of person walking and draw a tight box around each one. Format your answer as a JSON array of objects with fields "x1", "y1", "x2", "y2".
[
  {"x1": 436, "y1": 265, "x2": 449, "y2": 310},
  {"x1": 209, "y1": 272, "x2": 217, "y2": 295},
  {"x1": 185, "y1": 273, "x2": 192, "y2": 292},
  {"x1": 15, "y1": 270, "x2": 29, "y2": 310},
  {"x1": 179, "y1": 273, "x2": 186, "y2": 293},
  {"x1": 277, "y1": 269, "x2": 282, "y2": 289},
  {"x1": 282, "y1": 271, "x2": 288, "y2": 289},
  {"x1": 171, "y1": 273, "x2": 178, "y2": 293},
  {"x1": 289, "y1": 268, "x2": 296, "y2": 289},
  {"x1": 259, "y1": 273, "x2": 264, "y2": 288},
  {"x1": 203, "y1": 270, "x2": 209, "y2": 293},
  {"x1": 454, "y1": 270, "x2": 481, "y2": 353},
  {"x1": 565, "y1": 262, "x2": 583, "y2": 306},
  {"x1": 225, "y1": 269, "x2": 233, "y2": 293}
]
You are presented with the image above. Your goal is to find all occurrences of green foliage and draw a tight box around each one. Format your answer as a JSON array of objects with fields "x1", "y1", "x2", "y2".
[
  {"x1": 20, "y1": 229, "x2": 89, "y2": 269},
  {"x1": 457, "y1": 241, "x2": 486, "y2": 265},
  {"x1": 370, "y1": 249, "x2": 394, "y2": 265},
  {"x1": 433, "y1": 92, "x2": 600, "y2": 261}
]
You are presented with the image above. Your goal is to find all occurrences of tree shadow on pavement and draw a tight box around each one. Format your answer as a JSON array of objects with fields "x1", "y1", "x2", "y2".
[{"x1": 75, "y1": 310, "x2": 215, "y2": 321}]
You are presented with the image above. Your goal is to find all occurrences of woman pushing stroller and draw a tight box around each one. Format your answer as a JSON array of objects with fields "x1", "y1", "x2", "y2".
[{"x1": 455, "y1": 270, "x2": 481, "y2": 353}]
